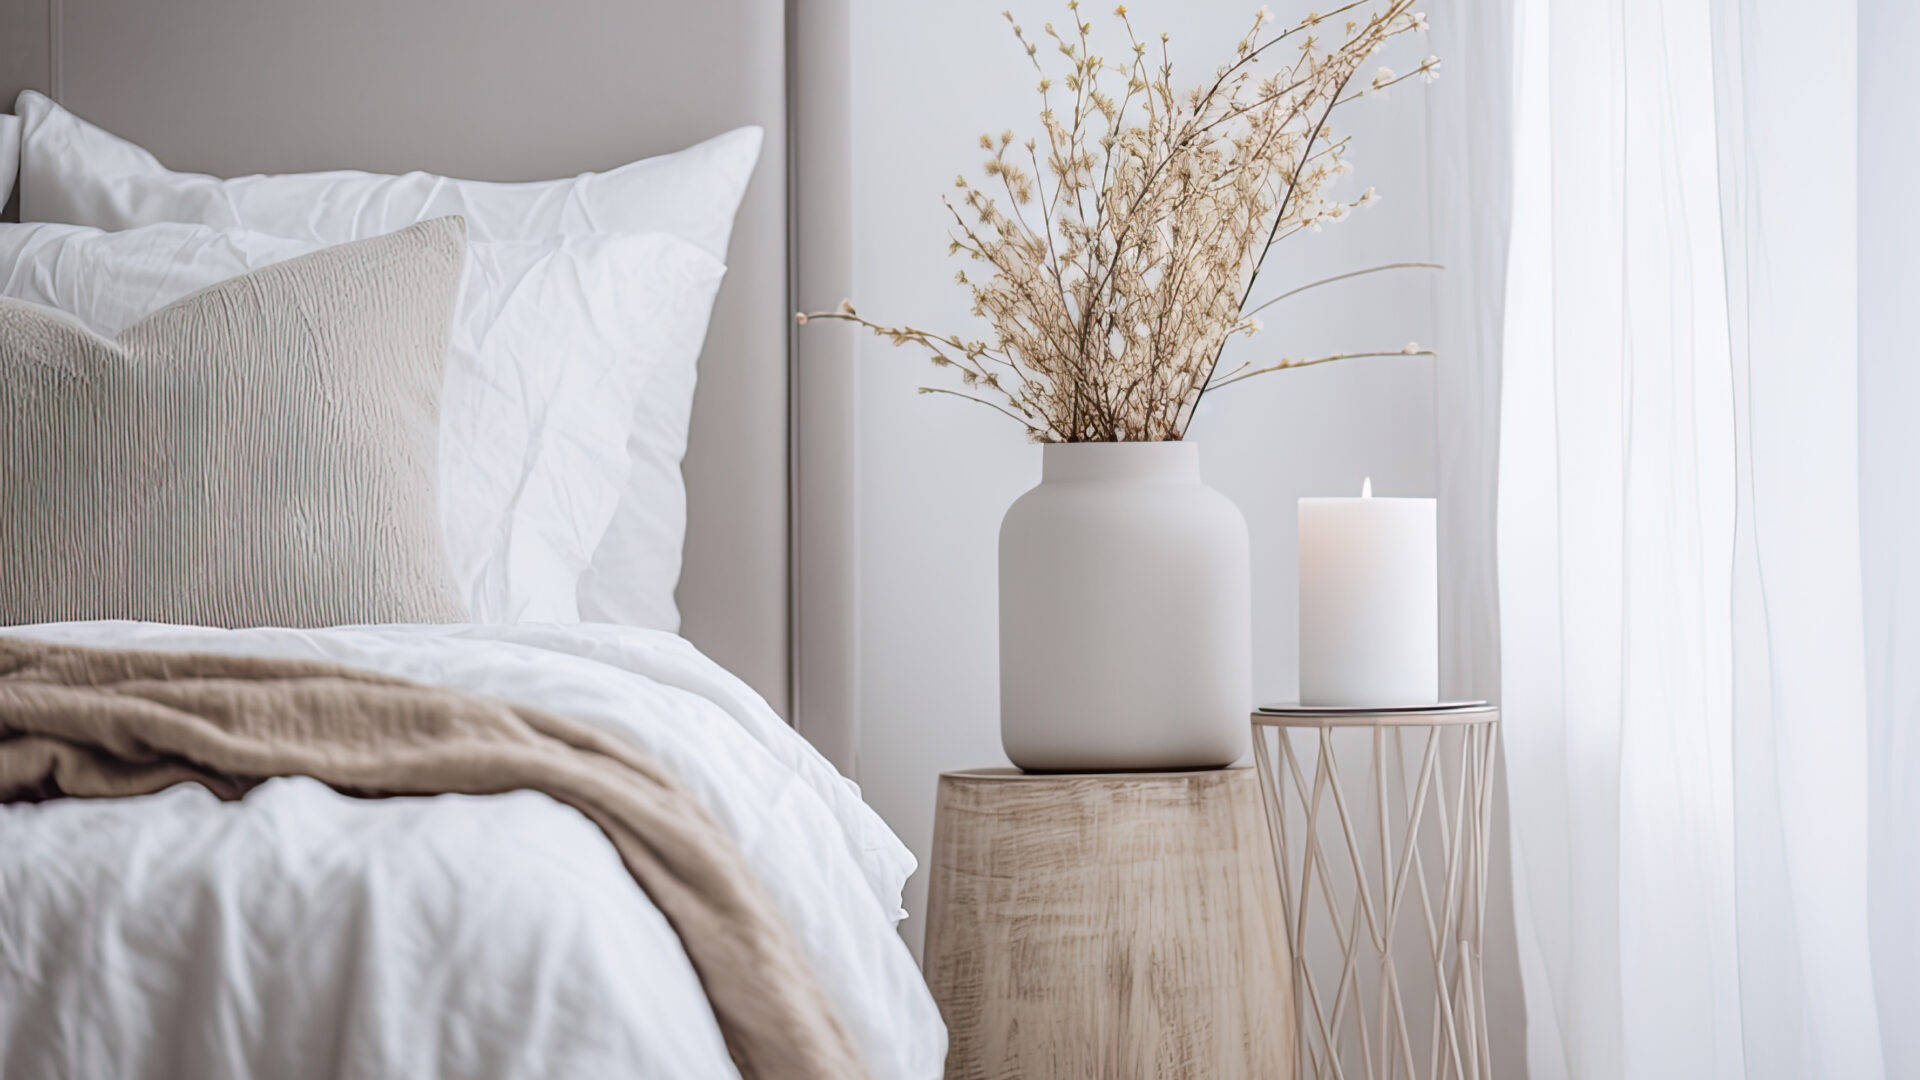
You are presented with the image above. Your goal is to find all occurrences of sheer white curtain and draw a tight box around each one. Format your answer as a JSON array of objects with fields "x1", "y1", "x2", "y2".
[
  {"x1": 1858, "y1": 3, "x2": 1920, "y2": 1077},
  {"x1": 1474, "y1": 0, "x2": 1917, "y2": 1075}
]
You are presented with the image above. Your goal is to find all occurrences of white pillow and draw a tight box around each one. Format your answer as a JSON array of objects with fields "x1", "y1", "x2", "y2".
[
  {"x1": 14, "y1": 90, "x2": 762, "y2": 631},
  {"x1": 0, "y1": 113, "x2": 18, "y2": 209},
  {"x1": 0, "y1": 220, "x2": 725, "y2": 625}
]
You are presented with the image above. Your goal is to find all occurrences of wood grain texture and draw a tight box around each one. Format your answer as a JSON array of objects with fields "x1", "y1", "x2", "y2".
[{"x1": 924, "y1": 767, "x2": 1295, "y2": 1080}]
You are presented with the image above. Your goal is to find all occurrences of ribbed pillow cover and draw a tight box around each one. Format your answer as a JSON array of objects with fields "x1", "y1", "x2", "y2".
[{"x1": 0, "y1": 217, "x2": 469, "y2": 628}]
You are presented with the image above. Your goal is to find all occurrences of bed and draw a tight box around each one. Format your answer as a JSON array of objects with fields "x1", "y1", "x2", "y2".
[{"x1": 0, "y1": 1, "x2": 933, "y2": 1077}]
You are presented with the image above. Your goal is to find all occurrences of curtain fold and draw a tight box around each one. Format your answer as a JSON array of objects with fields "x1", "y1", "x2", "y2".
[
  {"x1": 1425, "y1": 2, "x2": 1523, "y2": 1072},
  {"x1": 1491, "y1": 0, "x2": 1897, "y2": 1075},
  {"x1": 1711, "y1": 0, "x2": 1882, "y2": 1074},
  {"x1": 1858, "y1": 1, "x2": 1920, "y2": 1076}
]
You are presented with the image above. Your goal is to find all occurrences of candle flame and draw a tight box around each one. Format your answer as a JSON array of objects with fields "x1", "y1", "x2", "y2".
[{"x1": 1362, "y1": 477, "x2": 1373, "y2": 498}]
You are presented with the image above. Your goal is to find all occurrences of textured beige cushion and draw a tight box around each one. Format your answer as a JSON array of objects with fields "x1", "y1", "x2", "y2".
[{"x1": 0, "y1": 217, "x2": 469, "y2": 628}]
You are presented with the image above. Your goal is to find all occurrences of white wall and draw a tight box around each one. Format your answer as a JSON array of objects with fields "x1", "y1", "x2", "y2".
[{"x1": 846, "y1": 0, "x2": 1442, "y2": 956}]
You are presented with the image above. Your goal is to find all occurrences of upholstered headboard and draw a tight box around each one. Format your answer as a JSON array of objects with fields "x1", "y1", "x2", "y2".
[{"x1": 0, "y1": 0, "x2": 862, "y2": 771}]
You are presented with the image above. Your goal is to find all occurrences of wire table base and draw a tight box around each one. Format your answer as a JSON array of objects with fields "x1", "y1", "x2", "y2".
[{"x1": 1250, "y1": 706, "x2": 1500, "y2": 1080}]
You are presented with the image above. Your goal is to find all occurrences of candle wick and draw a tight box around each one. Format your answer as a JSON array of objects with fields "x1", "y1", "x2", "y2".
[{"x1": 1362, "y1": 477, "x2": 1373, "y2": 499}]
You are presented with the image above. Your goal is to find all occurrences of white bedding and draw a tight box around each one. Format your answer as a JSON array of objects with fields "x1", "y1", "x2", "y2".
[{"x1": 0, "y1": 622, "x2": 944, "y2": 1079}]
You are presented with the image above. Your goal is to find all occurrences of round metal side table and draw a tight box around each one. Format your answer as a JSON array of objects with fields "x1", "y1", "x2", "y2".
[{"x1": 1250, "y1": 704, "x2": 1500, "y2": 1080}]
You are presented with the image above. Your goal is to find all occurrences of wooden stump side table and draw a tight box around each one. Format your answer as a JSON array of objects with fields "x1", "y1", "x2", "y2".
[{"x1": 923, "y1": 767, "x2": 1294, "y2": 1080}]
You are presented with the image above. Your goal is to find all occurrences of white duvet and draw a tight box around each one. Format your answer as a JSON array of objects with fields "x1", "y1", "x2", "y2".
[{"x1": 0, "y1": 622, "x2": 945, "y2": 1079}]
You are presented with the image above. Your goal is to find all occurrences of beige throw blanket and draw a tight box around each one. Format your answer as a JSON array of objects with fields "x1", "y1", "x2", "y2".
[{"x1": 0, "y1": 638, "x2": 866, "y2": 1080}]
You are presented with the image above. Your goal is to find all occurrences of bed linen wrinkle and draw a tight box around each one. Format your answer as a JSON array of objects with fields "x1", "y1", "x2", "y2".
[
  {"x1": 0, "y1": 622, "x2": 944, "y2": 1079},
  {"x1": 0, "y1": 638, "x2": 865, "y2": 1077}
]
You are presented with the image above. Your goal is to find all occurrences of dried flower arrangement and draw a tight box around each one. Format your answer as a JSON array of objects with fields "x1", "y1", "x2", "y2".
[{"x1": 799, "y1": 0, "x2": 1440, "y2": 442}]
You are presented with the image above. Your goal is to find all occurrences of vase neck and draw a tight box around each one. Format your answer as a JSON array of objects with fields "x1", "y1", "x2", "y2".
[{"x1": 1040, "y1": 441, "x2": 1200, "y2": 483}]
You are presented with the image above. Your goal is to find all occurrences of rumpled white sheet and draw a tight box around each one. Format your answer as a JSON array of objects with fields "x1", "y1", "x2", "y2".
[{"x1": 0, "y1": 621, "x2": 945, "y2": 1080}]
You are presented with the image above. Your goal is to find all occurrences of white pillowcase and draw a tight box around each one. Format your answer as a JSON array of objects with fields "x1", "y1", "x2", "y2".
[
  {"x1": 14, "y1": 90, "x2": 762, "y2": 631},
  {"x1": 0, "y1": 113, "x2": 18, "y2": 209},
  {"x1": 0, "y1": 220, "x2": 724, "y2": 624}
]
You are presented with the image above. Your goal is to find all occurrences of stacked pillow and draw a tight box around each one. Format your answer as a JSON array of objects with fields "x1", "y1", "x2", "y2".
[
  {"x1": 0, "y1": 114, "x2": 16, "y2": 207},
  {"x1": 3, "y1": 90, "x2": 760, "y2": 628},
  {"x1": 0, "y1": 219, "x2": 471, "y2": 628}
]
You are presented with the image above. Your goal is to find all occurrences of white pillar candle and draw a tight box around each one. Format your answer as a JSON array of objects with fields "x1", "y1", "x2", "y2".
[{"x1": 1297, "y1": 479, "x2": 1438, "y2": 706}]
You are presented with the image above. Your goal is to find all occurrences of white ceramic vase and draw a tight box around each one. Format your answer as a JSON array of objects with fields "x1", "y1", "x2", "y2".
[{"x1": 998, "y1": 441, "x2": 1252, "y2": 771}]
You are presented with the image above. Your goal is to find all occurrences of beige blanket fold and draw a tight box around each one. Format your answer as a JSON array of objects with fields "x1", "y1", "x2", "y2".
[{"x1": 0, "y1": 637, "x2": 867, "y2": 1080}]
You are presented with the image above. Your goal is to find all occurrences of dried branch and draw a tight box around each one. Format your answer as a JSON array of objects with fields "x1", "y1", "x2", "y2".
[
  {"x1": 798, "y1": 0, "x2": 1438, "y2": 442},
  {"x1": 1239, "y1": 261, "x2": 1442, "y2": 320},
  {"x1": 1204, "y1": 345, "x2": 1437, "y2": 390}
]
